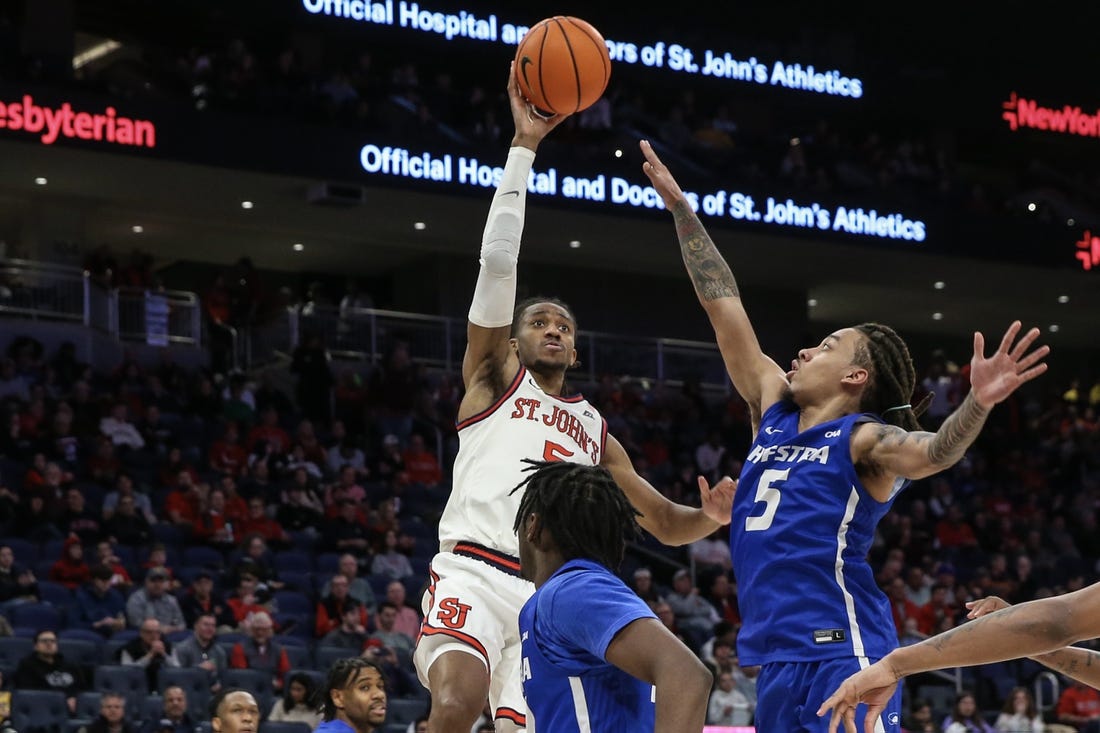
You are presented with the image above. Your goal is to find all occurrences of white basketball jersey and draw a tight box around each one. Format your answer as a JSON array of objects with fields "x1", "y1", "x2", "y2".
[{"x1": 439, "y1": 366, "x2": 607, "y2": 556}]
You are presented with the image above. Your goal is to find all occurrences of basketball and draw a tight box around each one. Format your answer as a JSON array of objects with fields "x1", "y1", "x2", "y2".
[{"x1": 513, "y1": 16, "x2": 611, "y2": 116}]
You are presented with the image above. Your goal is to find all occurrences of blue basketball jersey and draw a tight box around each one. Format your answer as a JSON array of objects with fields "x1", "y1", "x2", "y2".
[
  {"x1": 520, "y1": 559, "x2": 657, "y2": 732},
  {"x1": 731, "y1": 400, "x2": 903, "y2": 666}
]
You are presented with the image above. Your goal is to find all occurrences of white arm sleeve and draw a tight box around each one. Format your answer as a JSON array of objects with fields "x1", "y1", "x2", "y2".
[{"x1": 468, "y1": 146, "x2": 535, "y2": 328}]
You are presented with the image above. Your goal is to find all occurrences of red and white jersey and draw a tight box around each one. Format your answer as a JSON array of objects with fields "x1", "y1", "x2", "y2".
[{"x1": 440, "y1": 366, "x2": 607, "y2": 556}]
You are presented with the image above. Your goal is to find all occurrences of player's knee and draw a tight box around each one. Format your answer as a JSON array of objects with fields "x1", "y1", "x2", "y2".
[{"x1": 429, "y1": 691, "x2": 483, "y2": 726}]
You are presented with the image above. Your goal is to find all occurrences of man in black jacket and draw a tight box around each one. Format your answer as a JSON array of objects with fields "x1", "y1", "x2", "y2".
[{"x1": 13, "y1": 629, "x2": 85, "y2": 713}]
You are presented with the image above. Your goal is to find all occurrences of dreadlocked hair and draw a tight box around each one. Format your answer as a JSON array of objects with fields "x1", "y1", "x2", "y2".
[
  {"x1": 511, "y1": 459, "x2": 642, "y2": 571},
  {"x1": 852, "y1": 323, "x2": 931, "y2": 432}
]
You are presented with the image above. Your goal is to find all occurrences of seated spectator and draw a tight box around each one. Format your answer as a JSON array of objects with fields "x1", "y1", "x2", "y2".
[
  {"x1": 209, "y1": 422, "x2": 248, "y2": 476},
  {"x1": 94, "y1": 541, "x2": 133, "y2": 590},
  {"x1": 630, "y1": 567, "x2": 664, "y2": 604},
  {"x1": 268, "y1": 672, "x2": 322, "y2": 728},
  {"x1": 943, "y1": 691, "x2": 995, "y2": 733},
  {"x1": 218, "y1": 474, "x2": 249, "y2": 524},
  {"x1": 370, "y1": 529, "x2": 413, "y2": 580},
  {"x1": 58, "y1": 487, "x2": 101, "y2": 544},
  {"x1": 402, "y1": 433, "x2": 440, "y2": 487},
  {"x1": 174, "y1": 614, "x2": 227, "y2": 692},
  {"x1": 49, "y1": 534, "x2": 91, "y2": 589},
  {"x1": 705, "y1": 572, "x2": 740, "y2": 626},
  {"x1": 368, "y1": 601, "x2": 414, "y2": 667},
  {"x1": 324, "y1": 465, "x2": 366, "y2": 507},
  {"x1": 362, "y1": 639, "x2": 419, "y2": 698},
  {"x1": 226, "y1": 567, "x2": 272, "y2": 626},
  {"x1": 326, "y1": 441, "x2": 367, "y2": 479},
  {"x1": 16, "y1": 492, "x2": 62, "y2": 542},
  {"x1": 316, "y1": 573, "x2": 368, "y2": 638},
  {"x1": 193, "y1": 487, "x2": 235, "y2": 549},
  {"x1": 158, "y1": 446, "x2": 200, "y2": 490},
  {"x1": 367, "y1": 498, "x2": 399, "y2": 543},
  {"x1": 247, "y1": 407, "x2": 291, "y2": 454},
  {"x1": 0, "y1": 544, "x2": 38, "y2": 611},
  {"x1": 87, "y1": 436, "x2": 122, "y2": 487},
  {"x1": 238, "y1": 458, "x2": 275, "y2": 500},
  {"x1": 320, "y1": 605, "x2": 368, "y2": 650},
  {"x1": 1056, "y1": 680, "x2": 1100, "y2": 732},
  {"x1": 13, "y1": 629, "x2": 84, "y2": 713},
  {"x1": 995, "y1": 686, "x2": 1042, "y2": 733},
  {"x1": 180, "y1": 570, "x2": 237, "y2": 629},
  {"x1": 100, "y1": 402, "x2": 145, "y2": 450},
  {"x1": 320, "y1": 553, "x2": 376, "y2": 612},
  {"x1": 164, "y1": 471, "x2": 202, "y2": 528},
  {"x1": 140, "y1": 686, "x2": 195, "y2": 733},
  {"x1": 324, "y1": 499, "x2": 371, "y2": 553},
  {"x1": 118, "y1": 617, "x2": 180, "y2": 690},
  {"x1": 102, "y1": 493, "x2": 153, "y2": 546},
  {"x1": 74, "y1": 564, "x2": 127, "y2": 636},
  {"x1": 384, "y1": 580, "x2": 421, "y2": 641},
  {"x1": 235, "y1": 535, "x2": 282, "y2": 589},
  {"x1": 237, "y1": 497, "x2": 289, "y2": 546},
  {"x1": 373, "y1": 434, "x2": 406, "y2": 484},
  {"x1": 141, "y1": 545, "x2": 177, "y2": 586},
  {"x1": 707, "y1": 671, "x2": 753, "y2": 726},
  {"x1": 126, "y1": 566, "x2": 186, "y2": 632},
  {"x1": 276, "y1": 482, "x2": 324, "y2": 534},
  {"x1": 83, "y1": 692, "x2": 136, "y2": 733},
  {"x1": 666, "y1": 568, "x2": 720, "y2": 650},
  {"x1": 903, "y1": 699, "x2": 936, "y2": 733},
  {"x1": 229, "y1": 610, "x2": 290, "y2": 691}
]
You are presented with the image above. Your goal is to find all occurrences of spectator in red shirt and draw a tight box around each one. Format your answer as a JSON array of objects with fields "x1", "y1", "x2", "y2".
[
  {"x1": 49, "y1": 535, "x2": 90, "y2": 589},
  {"x1": 218, "y1": 475, "x2": 249, "y2": 525},
  {"x1": 194, "y1": 488, "x2": 234, "y2": 549},
  {"x1": 916, "y1": 583, "x2": 956, "y2": 636},
  {"x1": 229, "y1": 611, "x2": 291, "y2": 692},
  {"x1": 935, "y1": 504, "x2": 978, "y2": 550},
  {"x1": 237, "y1": 497, "x2": 289, "y2": 546},
  {"x1": 887, "y1": 577, "x2": 922, "y2": 639},
  {"x1": 209, "y1": 422, "x2": 248, "y2": 477},
  {"x1": 226, "y1": 568, "x2": 270, "y2": 626},
  {"x1": 247, "y1": 408, "x2": 291, "y2": 454},
  {"x1": 164, "y1": 472, "x2": 202, "y2": 528},
  {"x1": 315, "y1": 574, "x2": 368, "y2": 638},
  {"x1": 1057, "y1": 680, "x2": 1100, "y2": 732},
  {"x1": 94, "y1": 541, "x2": 133, "y2": 591},
  {"x1": 402, "y1": 434, "x2": 441, "y2": 487}
]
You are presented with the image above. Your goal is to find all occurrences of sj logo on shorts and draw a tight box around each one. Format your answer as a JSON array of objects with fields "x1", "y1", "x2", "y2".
[{"x1": 436, "y1": 597, "x2": 473, "y2": 629}]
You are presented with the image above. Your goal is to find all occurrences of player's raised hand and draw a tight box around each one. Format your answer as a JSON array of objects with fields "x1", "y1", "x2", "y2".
[
  {"x1": 698, "y1": 475, "x2": 735, "y2": 525},
  {"x1": 640, "y1": 139, "x2": 689, "y2": 209},
  {"x1": 969, "y1": 321, "x2": 1049, "y2": 408},
  {"x1": 816, "y1": 661, "x2": 899, "y2": 733},
  {"x1": 965, "y1": 595, "x2": 1010, "y2": 619},
  {"x1": 508, "y1": 62, "x2": 566, "y2": 149}
]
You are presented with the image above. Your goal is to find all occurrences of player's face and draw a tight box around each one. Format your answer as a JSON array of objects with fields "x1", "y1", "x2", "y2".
[
  {"x1": 511, "y1": 303, "x2": 577, "y2": 374},
  {"x1": 786, "y1": 328, "x2": 866, "y2": 402},
  {"x1": 212, "y1": 691, "x2": 259, "y2": 733},
  {"x1": 334, "y1": 667, "x2": 387, "y2": 728}
]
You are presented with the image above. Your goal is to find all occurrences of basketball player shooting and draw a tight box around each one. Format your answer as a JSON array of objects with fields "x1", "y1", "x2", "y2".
[
  {"x1": 641, "y1": 139, "x2": 1050, "y2": 733},
  {"x1": 412, "y1": 71, "x2": 735, "y2": 733}
]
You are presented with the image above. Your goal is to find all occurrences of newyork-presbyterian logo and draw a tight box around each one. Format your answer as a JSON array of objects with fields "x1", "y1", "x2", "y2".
[
  {"x1": 0, "y1": 94, "x2": 156, "y2": 148},
  {"x1": 1002, "y1": 92, "x2": 1100, "y2": 138}
]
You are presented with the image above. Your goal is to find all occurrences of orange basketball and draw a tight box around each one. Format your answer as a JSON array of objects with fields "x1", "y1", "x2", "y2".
[{"x1": 513, "y1": 16, "x2": 611, "y2": 116}]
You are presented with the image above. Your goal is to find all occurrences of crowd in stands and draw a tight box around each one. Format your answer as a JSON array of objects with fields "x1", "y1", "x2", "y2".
[{"x1": 0, "y1": 319, "x2": 1098, "y2": 731}]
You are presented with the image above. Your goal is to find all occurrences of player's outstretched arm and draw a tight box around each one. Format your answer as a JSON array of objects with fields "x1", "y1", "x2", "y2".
[
  {"x1": 967, "y1": 595, "x2": 1100, "y2": 689},
  {"x1": 818, "y1": 583, "x2": 1100, "y2": 733},
  {"x1": 853, "y1": 321, "x2": 1049, "y2": 485},
  {"x1": 640, "y1": 140, "x2": 786, "y2": 424},
  {"x1": 605, "y1": 618, "x2": 711, "y2": 733},
  {"x1": 602, "y1": 435, "x2": 733, "y2": 546},
  {"x1": 462, "y1": 65, "x2": 568, "y2": 399}
]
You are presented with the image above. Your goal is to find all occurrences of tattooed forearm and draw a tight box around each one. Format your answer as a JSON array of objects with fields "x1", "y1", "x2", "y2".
[
  {"x1": 927, "y1": 392, "x2": 990, "y2": 465},
  {"x1": 670, "y1": 200, "x2": 739, "y2": 301}
]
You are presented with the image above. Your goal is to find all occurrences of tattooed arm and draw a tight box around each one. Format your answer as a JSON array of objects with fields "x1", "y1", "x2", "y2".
[
  {"x1": 853, "y1": 322, "x2": 1048, "y2": 492},
  {"x1": 640, "y1": 140, "x2": 787, "y2": 419},
  {"x1": 817, "y1": 585, "x2": 1100, "y2": 733}
]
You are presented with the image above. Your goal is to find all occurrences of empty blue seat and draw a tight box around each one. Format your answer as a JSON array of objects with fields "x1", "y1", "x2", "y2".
[
  {"x1": 182, "y1": 546, "x2": 225, "y2": 569},
  {"x1": 0, "y1": 636, "x2": 32, "y2": 667},
  {"x1": 11, "y1": 602, "x2": 62, "y2": 631},
  {"x1": 11, "y1": 689, "x2": 68, "y2": 733},
  {"x1": 273, "y1": 551, "x2": 313, "y2": 573}
]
